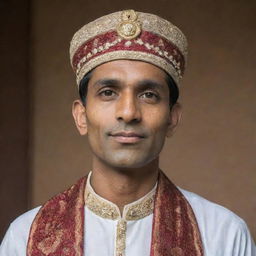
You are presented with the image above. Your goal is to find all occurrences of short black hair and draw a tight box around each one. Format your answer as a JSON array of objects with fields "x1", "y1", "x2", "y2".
[
  {"x1": 79, "y1": 70, "x2": 93, "y2": 105},
  {"x1": 79, "y1": 69, "x2": 179, "y2": 106}
]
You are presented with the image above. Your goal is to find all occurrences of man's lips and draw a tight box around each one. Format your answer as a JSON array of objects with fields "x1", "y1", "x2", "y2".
[{"x1": 109, "y1": 131, "x2": 145, "y2": 143}]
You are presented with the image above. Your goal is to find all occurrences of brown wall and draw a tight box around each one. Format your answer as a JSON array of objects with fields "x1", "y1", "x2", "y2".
[{"x1": 1, "y1": 0, "x2": 255, "y2": 241}]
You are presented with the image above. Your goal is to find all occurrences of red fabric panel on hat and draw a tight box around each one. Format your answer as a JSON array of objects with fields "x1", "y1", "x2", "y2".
[{"x1": 72, "y1": 30, "x2": 185, "y2": 75}]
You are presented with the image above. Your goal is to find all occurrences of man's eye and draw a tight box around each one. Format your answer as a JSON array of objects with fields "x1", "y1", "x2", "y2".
[
  {"x1": 143, "y1": 92, "x2": 155, "y2": 98},
  {"x1": 140, "y1": 92, "x2": 158, "y2": 99},
  {"x1": 100, "y1": 90, "x2": 115, "y2": 97}
]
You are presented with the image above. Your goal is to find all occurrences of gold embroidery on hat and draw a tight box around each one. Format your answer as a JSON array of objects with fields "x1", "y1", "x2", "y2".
[
  {"x1": 117, "y1": 10, "x2": 141, "y2": 40},
  {"x1": 70, "y1": 11, "x2": 188, "y2": 65},
  {"x1": 77, "y1": 50, "x2": 181, "y2": 85},
  {"x1": 93, "y1": 38, "x2": 99, "y2": 48},
  {"x1": 158, "y1": 39, "x2": 164, "y2": 47}
]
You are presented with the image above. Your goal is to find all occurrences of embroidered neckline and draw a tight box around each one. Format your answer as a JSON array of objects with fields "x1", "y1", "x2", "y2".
[{"x1": 84, "y1": 172, "x2": 156, "y2": 221}]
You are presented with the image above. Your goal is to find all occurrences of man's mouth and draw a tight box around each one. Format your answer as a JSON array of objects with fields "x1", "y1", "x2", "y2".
[{"x1": 109, "y1": 131, "x2": 145, "y2": 143}]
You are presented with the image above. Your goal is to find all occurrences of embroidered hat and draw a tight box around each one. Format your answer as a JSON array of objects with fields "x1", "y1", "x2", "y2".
[{"x1": 70, "y1": 10, "x2": 188, "y2": 86}]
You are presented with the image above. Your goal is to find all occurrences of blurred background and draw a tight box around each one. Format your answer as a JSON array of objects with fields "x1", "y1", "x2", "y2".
[{"x1": 0, "y1": 0, "x2": 255, "y2": 241}]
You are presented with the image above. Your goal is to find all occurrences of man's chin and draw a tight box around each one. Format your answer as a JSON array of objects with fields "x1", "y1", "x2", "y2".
[{"x1": 101, "y1": 153, "x2": 156, "y2": 170}]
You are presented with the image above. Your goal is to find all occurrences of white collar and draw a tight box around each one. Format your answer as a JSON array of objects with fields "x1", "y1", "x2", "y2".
[{"x1": 84, "y1": 171, "x2": 157, "y2": 221}]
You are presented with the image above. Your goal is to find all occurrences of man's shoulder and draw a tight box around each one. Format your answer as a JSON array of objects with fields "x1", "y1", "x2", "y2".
[
  {"x1": 0, "y1": 206, "x2": 41, "y2": 255},
  {"x1": 11, "y1": 206, "x2": 41, "y2": 228},
  {"x1": 179, "y1": 188, "x2": 244, "y2": 223},
  {"x1": 179, "y1": 188, "x2": 255, "y2": 255}
]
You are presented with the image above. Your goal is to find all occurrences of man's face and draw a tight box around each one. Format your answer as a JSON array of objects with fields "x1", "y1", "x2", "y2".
[{"x1": 73, "y1": 60, "x2": 181, "y2": 169}]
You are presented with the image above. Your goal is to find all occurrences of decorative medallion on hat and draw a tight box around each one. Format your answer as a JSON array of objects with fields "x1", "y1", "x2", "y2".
[{"x1": 116, "y1": 10, "x2": 141, "y2": 39}]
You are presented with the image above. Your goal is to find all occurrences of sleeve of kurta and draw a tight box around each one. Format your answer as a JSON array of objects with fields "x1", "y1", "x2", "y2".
[
  {"x1": 179, "y1": 188, "x2": 255, "y2": 256},
  {"x1": 0, "y1": 226, "x2": 12, "y2": 255},
  {"x1": 0, "y1": 223, "x2": 27, "y2": 256},
  {"x1": 231, "y1": 220, "x2": 256, "y2": 256},
  {"x1": 0, "y1": 207, "x2": 40, "y2": 256}
]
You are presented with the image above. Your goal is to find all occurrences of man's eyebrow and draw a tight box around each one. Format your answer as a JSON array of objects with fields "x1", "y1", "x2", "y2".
[
  {"x1": 92, "y1": 78, "x2": 120, "y2": 88},
  {"x1": 92, "y1": 78, "x2": 165, "y2": 90},
  {"x1": 136, "y1": 79, "x2": 165, "y2": 90}
]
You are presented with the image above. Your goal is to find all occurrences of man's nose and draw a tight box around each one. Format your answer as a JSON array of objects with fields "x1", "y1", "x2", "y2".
[{"x1": 115, "y1": 93, "x2": 142, "y2": 123}]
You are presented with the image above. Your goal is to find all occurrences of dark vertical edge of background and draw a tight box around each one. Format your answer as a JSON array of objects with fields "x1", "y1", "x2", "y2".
[
  {"x1": 0, "y1": 0, "x2": 31, "y2": 240},
  {"x1": 27, "y1": 0, "x2": 33, "y2": 211}
]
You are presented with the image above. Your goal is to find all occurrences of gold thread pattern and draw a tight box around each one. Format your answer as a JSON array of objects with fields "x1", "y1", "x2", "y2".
[
  {"x1": 84, "y1": 173, "x2": 156, "y2": 221},
  {"x1": 77, "y1": 50, "x2": 180, "y2": 85},
  {"x1": 184, "y1": 199, "x2": 203, "y2": 255},
  {"x1": 70, "y1": 10, "x2": 187, "y2": 64},
  {"x1": 125, "y1": 196, "x2": 154, "y2": 221},
  {"x1": 85, "y1": 191, "x2": 120, "y2": 220},
  {"x1": 116, "y1": 220, "x2": 127, "y2": 256},
  {"x1": 150, "y1": 171, "x2": 204, "y2": 256},
  {"x1": 75, "y1": 37, "x2": 182, "y2": 85},
  {"x1": 27, "y1": 177, "x2": 86, "y2": 256},
  {"x1": 171, "y1": 247, "x2": 184, "y2": 256}
]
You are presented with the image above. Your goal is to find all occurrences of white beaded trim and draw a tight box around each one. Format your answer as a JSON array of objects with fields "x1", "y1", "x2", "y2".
[
  {"x1": 76, "y1": 50, "x2": 180, "y2": 86},
  {"x1": 75, "y1": 38, "x2": 182, "y2": 80}
]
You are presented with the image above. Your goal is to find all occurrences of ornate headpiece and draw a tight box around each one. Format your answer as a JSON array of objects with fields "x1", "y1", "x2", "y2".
[{"x1": 70, "y1": 10, "x2": 188, "y2": 86}]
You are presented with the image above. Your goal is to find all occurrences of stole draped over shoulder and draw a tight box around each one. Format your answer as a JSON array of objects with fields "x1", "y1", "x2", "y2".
[{"x1": 27, "y1": 171, "x2": 204, "y2": 256}]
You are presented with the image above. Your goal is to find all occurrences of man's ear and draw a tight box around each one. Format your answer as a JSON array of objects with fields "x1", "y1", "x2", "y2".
[
  {"x1": 72, "y1": 100, "x2": 87, "y2": 135},
  {"x1": 166, "y1": 103, "x2": 182, "y2": 137}
]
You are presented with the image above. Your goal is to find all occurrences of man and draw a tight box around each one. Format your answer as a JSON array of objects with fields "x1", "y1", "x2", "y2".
[{"x1": 0, "y1": 9, "x2": 255, "y2": 256}]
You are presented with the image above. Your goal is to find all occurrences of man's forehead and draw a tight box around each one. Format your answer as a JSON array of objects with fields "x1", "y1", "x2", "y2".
[
  {"x1": 92, "y1": 59, "x2": 167, "y2": 75},
  {"x1": 69, "y1": 10, "x2": 187, "y2": 88},
  {"x1": 88, "y1": 60, "x2": 168, "y2": 87}
]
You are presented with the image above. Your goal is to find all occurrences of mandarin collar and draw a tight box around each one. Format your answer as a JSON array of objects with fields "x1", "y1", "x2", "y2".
[{"x1": 84, "y1": 172, "x2": 157, "y2": 221}]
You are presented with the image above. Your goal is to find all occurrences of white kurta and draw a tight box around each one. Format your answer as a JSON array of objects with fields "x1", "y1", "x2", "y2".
[{"x1": 0, "y1": 180, "x2": 255, "y2": 256}]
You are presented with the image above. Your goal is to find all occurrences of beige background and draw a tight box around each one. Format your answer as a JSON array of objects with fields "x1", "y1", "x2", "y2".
[{"x1": 1, "y1": 0, "x2": 255, "y2": 241}]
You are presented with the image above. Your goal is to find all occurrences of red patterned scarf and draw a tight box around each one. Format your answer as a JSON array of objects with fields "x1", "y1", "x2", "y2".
[{"x1": 27, "y1": 171, "x2": 203, "y2": 255}]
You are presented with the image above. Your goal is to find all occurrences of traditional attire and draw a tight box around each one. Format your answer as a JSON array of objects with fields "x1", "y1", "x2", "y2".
[{"x1": 0, "y1": 171, "x2": 255, "y2": 256}]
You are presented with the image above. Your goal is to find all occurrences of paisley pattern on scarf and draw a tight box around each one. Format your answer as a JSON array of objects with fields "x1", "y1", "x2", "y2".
[
  {"x1": 27, "y1": 178, "x2": 85, "y2": 256},
  {"x1": 150, "y1": 172, "x2": 203, "y2": 256}
]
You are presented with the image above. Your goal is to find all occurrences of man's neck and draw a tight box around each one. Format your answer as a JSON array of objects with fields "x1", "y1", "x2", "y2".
[{"x1": 90, "y1": 158, "x2": 159, "y2": 213}]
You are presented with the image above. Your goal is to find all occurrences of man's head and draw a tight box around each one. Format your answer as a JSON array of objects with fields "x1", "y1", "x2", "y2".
[
  {"x1": 70, "y1": 10, "x2": 187, "y2": 169},
  {"x1": 72, "y1": 60, "x2": 181, "y2": 169}
]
